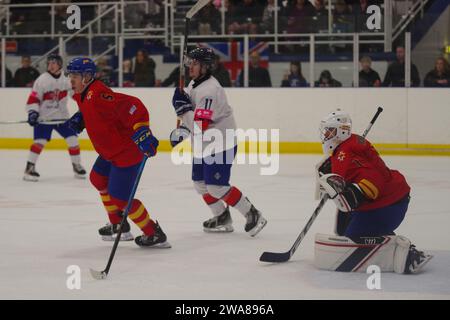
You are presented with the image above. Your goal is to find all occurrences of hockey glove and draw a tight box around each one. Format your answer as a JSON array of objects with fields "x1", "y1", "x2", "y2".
[
  {"x1": 67, "y1": 111, "x2": 85, "y2": 134},
  {"x1": 318, "y1": 174, "x2": 366, "y2": 212},
  {"x1": 27, "y1": 111, "x2": 39, "y2": 127},
  {"x1": 132, "y1": 126, "x2": 159, "y2": 158},
  {"x1": 172, "y1": 87, "x2": 194, "y2": 117}
]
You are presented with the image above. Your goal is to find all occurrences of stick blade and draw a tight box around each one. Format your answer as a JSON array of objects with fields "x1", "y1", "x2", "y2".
[
  {"x1": 89, "y1": 268, "x2": 108, "y2": 280},
  {"x1": 259, "y1": 251, "x2": 291, "y2": 263}
]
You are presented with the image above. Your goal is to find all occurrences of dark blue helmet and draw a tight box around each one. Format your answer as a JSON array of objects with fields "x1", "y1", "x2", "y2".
[
  {"x1": 187, "y1": 47, "x2": 215, "y2": 67},
  {"x1": 66, "y1": 57, "x2": 96, "y2": 76},
  {"x1": 47, "y1": 53, "x2": 63, "y2": 67}
]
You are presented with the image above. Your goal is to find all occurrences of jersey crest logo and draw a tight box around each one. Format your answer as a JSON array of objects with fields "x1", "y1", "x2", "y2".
[
  {"x1": 101, "y1": 93, "x2": 114, "y2": 101},
  {"x1": 337, "y1": 151, "x2": 346, "y2": 162},
  {"x1": 87, "y1": 91, "x2": 93, "y2": 100},
  {"x1": 129, "y1": 105, "x2": 137, "y2": 115}
]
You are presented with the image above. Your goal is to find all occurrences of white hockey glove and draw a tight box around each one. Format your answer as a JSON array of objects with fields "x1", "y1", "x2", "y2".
[{"x1": 318, "y1": 174, "x2": 366, "y2": 212}]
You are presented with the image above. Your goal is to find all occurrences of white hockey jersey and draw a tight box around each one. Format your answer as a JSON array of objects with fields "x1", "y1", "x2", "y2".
[
  {"x1": 26, "y1": 72, "x2": 71, "y2": 121},
  {"x1": 182, "y1": 76, "x2": 237, "y2": 157}
]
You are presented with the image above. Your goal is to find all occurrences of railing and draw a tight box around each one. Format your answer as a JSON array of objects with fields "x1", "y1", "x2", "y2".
[
  {"x1": 115, "y1": 32, "x2": 403, "y2": 89},
  {"x1": 31, "y1": 4, "x2": 119, "y2": 68},
  {"x1": 392, "y1": 0, "x2": 430, "y2": 41},
  {"x1": 0, "y1": 1, "x2": 157, "y2": 38}
]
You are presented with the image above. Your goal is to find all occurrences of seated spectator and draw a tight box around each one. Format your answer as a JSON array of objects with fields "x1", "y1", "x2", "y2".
[
  {"x1": 333, "y1": 0, "x2": 353, "y2": 33},
  {"x1": 160, "y1": 66, "x2": 190, "y2": 88},
  {"x1": 352, "y1": 0, "x2": 370, "y2": 32},
  {"x1": 228, "y1": 0, "x2": 263, "y2": 34},
  {"x1": 122, "y1": 59, "x2": 135, "y2": 87},
  {"x1": 14, "y1": 55, "x2": 40, "y2": 87},
  {"x1": 133, "y1": 49, "x2": 156, "y2": 87},
  {"x1": 312, "y1": 0, "x2": 328, "y2": 33},
  {"x1": 359, "y1": 56, "x2": 381, "y2": 87},
  {"x1": 139, "y1": 0, "x2": 164, "y2": 30},
  {"x1": 287, "y1": 0, "x2": 315, "y2": 34},
  {"x1": 96, "y1": 57, "x2": 115, "y2": 87},
  {"x1": 315, "y1": 70, "x2": 342, "y2": 87},
  {"x1": 194, "y1": 2, "x2": 221, "y2": 35},
  {"x1": 0, "y1": 55, "x2": 13, "y2": 87},
  {"x1": 281, "y1": 61, "x2": 308, "y2": 87},
  {"x1": 261, "y1": 0, "x2": 276, "y2": 33},
  {"x1": 212, "y1": 55, "x2": 232, "y2": 87},
  {"x1": 424, "y1": 57, "x2": 450, "y2": 87},
  {"x1": 383, "y1": 46, "x2": 420, "y2": 87},
  {"x1": 237, "y1": 51, "x2": 271, "y2": 87}
]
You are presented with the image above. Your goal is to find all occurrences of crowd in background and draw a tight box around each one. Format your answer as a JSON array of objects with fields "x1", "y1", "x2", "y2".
[
  {"x1": 0, "y1": 1, "x2": 449, "y2": 88},
  {"x1": 2, "y1": 47, "x2": 449, "y2": 88}
]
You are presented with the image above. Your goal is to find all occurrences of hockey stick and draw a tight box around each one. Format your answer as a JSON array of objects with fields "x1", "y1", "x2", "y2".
[
  {"x1": 260, "y1": 107, "x2": 384, "y2": 263},
  {"x1": 0, "y1": 118, "x2": 69, "y2": 125},
  {"x1": 176, "y1": 0, "x2": 210, "y2": 129},
  {"x1": 90, "y1": 157, "x2": 148, "y2": 280}
]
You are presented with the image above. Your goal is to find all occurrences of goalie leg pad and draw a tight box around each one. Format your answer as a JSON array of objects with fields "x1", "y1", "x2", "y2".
[{"x1": 314, "y1": 233, "x2": 411, "y2": 273}]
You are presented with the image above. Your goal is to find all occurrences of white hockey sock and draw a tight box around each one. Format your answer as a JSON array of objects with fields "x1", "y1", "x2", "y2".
[{"x1": 27, "y1": 139, "x2": 47, "y2": 164}]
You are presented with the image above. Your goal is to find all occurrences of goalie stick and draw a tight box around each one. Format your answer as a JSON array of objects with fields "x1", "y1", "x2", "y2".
[
  {"x1": 90, "y1": 157, "x2": 148, "y2": 280},
  {"x1": 176, "y1": 0, "x2": 210, "y2": 129},
  {"x1": 260, "y1": 107, "x2": 384, "y2": 263}
]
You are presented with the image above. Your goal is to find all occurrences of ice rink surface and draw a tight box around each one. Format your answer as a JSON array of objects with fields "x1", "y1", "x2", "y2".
[{"x1": 1, "y1": 150, "x2": 449, "y2": 299}]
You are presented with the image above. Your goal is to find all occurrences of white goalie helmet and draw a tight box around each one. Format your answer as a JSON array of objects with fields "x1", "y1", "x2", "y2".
[{"x1": 319, "y1": 109, "x2": 352, "y2": 155}]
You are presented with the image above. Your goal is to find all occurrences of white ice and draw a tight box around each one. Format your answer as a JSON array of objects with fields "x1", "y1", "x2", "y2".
[{"x1": 0, "y1": 150, "x2": 449, "y2": 299}]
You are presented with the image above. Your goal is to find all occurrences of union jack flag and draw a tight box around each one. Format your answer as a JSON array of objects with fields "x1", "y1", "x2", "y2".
[{"x1": 197, "y1": 41, "x2": 269, "y2": 82}]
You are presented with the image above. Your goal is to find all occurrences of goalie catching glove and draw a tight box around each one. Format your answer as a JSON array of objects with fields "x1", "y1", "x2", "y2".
[{"x1": 318, "y1": 174, "x2": 367, "y2": 212}]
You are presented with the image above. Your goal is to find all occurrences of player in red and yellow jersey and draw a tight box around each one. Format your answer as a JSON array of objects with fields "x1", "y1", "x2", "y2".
[
  {"x1": 314, "y1": 110, "x2": 431, "y2": 274},
  {"x1": 65, "y1": 57, "x2": 170, "y2": 248}
]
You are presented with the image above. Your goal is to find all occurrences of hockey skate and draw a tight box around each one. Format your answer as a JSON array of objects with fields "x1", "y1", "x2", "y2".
[
  {"x1": 244, "y1": 205, "x2": 267, "y2": 237},
  {"x1": 203, "y1": 207, "x2": 234, "y2": 233},
  {"x1": 98, "y1": 219, "x2": 134, "y2": 241},
  {"x1": 404, "y1": 245, "x2": 433, "y2": 274},
  {"x1": 23, "y1": 162, "x2": 40, "y2": 182},
  {"x1": 72, "y1": 163, "x2": 86, "y2": 179},
  {"x1": 135, "y1": 221, "x2": 171, "y2": 248}
]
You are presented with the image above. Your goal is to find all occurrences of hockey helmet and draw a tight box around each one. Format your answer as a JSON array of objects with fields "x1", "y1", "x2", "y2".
[
  {"x1": 319, "y1": 109, "x2": 352, "y2": 155},
  {"x1": 185, "y1": 47, "x2": 216, "y2": 71},
  {"x1": 47, "y1": 53, "x2": 63, "y2": 68},
  {"x1": 66, "y1": 57, "x2": 97, "y2": 77}
]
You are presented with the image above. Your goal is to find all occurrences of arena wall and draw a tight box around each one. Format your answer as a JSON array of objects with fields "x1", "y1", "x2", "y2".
[{"x1": 0, "y1": 88, "x2": 449, "y2": 155}]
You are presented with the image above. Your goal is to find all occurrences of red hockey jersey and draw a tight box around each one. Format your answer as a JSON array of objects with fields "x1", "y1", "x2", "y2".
[
  {"x1": 331, "y1": 134, "x2": 410, "y2": 211},
  {"x1": 72, "y1": 80, "x2": 149, "y2": 167}
]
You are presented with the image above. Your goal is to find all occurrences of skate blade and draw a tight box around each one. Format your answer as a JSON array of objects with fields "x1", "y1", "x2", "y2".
[
  {"x1": 204, "y1": 225, "x2": 234, "y2": 233},
  {"x1": 101, "y1": 232, "x2": 134, "y2": 242},
  {"x1": 410, "y1": 254, "x2": 434, "y2": 274},
  {"x1": 89, "y1": 268, "x2": 108, "y2": 280},
  {"x1": 23, "y1": 175, "x2": 39, "y2": 182},
  {"x1": 138, "y1": 241, "x2": 172, "y2": 249},
  {"x1": 248, "y1": 217, "x2": 267, "y2": 237},
  {"x1": 74, "y1": 173, "x2": 86, "y2": 179}
]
